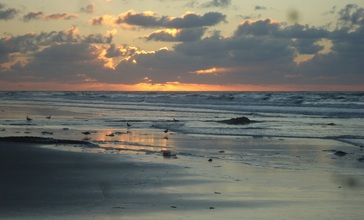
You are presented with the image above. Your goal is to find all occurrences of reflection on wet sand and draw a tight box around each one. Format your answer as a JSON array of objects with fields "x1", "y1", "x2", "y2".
[{"x1": 93, "y1": 129, "x2": 175, "y2": 153}]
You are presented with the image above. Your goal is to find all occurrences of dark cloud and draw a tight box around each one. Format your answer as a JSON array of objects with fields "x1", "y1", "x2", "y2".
[
  {"x1": 234, "y1": 19, "x2": 329, "y2": 40},
  {"x1": 111, "y1": 10, "x2": 226, "y2": 28},
  {"x1": 167, "y1": 12, "x2": 227, "y2": 28},
  {"x1": 80, "y1": 4, "x2": 95, "y2": 14},
  {"x1": 84, "y1": 33, "x2": 113, "y2": 44},
  {"x1": 115, "y1": 11, "x2": 162, "y2": 27},
  {"x1": 292, "y1": 39, "x2": 324, "y2": 54},
  {"x1": 234, "y1": 19, "x2": 280, "y2": 37},
  {"x1": 23, "y1": 11, "x2": 44, "y2": 22},
  {"x1": 0, "y1": 27, "x2": 118, "y2": 84},
  {"x1": 278, "y1": 24, "x2": 329, "y2": 39},
  {"x1": 296, "y1": 4, "x2": 364, "y2": 85},
  {"x1": 323, "y1": 6, "x2": 337, "y2": 15},
  {"x1": 44, "y1": 13, "x2": 78, "y2": 20},
  {"x1": 105, "y1": 44, "x2": 123, "y2": 58},
  {"x1": 184, "y1": 0, "x2": 198, "y2": 8},
  {"x1": 35, "y1": 43, "x2": 98, "y2": 62},
  {"x1": 1, "y1": 33, "x2": 40, "y2": 55},
  {"x1": 26, "y1": 43, "x2": 107, "y2": 83},
  {"x1": 0, "y1": 27, "x2": 113, "y2": 58},
  {"x1": 255, "y1": 6, "x2": 267, "y2": 11},
  {"x1": 145, "y1": 27, "x2": 206, "y2": 42},
  {"x1": 23, "y1": 12, "x2": 78, "y2": 21},
  {"x1": 104, "y1": 44, "x2": 137, "y2": 59},
  {"x1": 174, "y1": 27, "x2": 206, "y2": 41},
  {"x1": 0, "y1": 3, "x2": 18, "y2": 20},
  {"x1": 119, "y1": 8, "x2": 363, "y2": 85},
  {"x1": 337, "y1": 4, "x2": 364, "y2": 29},
  {"x1": 90, "y1": 16, "x2": 103, "y2": 25},
  {"x1": 201, "y1": 0, "x2": 231, "y2": 8}
]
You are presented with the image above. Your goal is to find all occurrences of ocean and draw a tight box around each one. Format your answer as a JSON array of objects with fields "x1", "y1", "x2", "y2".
[{"x1": 1, "y1": 91, "x2": 363, "y2": 172}]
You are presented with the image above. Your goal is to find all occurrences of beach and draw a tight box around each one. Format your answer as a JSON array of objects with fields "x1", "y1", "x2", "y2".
[
  {"x1": 0, "y1": 91, "x2": 363, "y2": 219},
  {"x1": 1, "y1": 135, "x2": 363, "y2": 220}
]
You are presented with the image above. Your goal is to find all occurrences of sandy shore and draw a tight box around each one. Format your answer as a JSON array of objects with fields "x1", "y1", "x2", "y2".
[{"x1": 1, "y1": 137, "x2": 363, "y2": 220}]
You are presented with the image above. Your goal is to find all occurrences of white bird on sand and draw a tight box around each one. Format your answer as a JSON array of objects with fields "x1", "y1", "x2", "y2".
[
  {"x1": 46, "y1": 115, "x2": 51, "y2": 119},
  {"x1": 163, "y1": 129, "x2": 168, "y2": 133}
]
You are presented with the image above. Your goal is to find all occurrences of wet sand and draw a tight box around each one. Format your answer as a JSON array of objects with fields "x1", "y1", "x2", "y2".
[{"x1": 1, "y1": 138, "x2": 363, "y2": 220}]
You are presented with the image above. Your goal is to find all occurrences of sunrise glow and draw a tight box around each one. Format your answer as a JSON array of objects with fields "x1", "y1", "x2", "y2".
[{"x1": 0, "y1": 1, "x2": 363, "y2": 91}]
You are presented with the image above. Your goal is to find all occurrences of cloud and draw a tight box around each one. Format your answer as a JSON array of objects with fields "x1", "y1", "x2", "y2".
[
  {"x1": 144, "y1": 27, "x2": 206, "y2": 42},
  {"x1": 166, "y1": 12, "x2": 227, "y2": 28},
  {"x1": 114, "y1": 10, "x2": 162, "y2": 28},
  {"x1": 90, "y1": 16, "x2": 104, "y2": 25},
  {"x1": 184, "y1": 0, "x2": 198, "y2": 8},
  {"x1": 1, "y1": 41, "x2": 114, "y2": 84},
  {"x1": 23, "y1": 11, "x2": 44, "y2": 22},
  {"x1": 119, "y1": 8, "x2": 363, "y2": 86},
  {"x1": 255, "y1": 6, "x2": 267, "y2": 11},
  {"x1": 201, "y1": 0, "x2": 231, "y2": 8},
  {"x1": 91, "y1": 10, "x2": 226, "y2": 29},
  {"x1": 35, "y1": 43, "x2": 98, "y2": 63},
  {"x1": 292, "y1": 39, "x2": 324, "y2": 54},
  {"x1": 80, "y1": 4, "x2": 95, "y2": 14},
  {"x1": 234, "y1": 19, "x2": 329, "y2": 40},
  {"x1": 323, "y1": 6, "x2": 337, "y2": 15},
  {"x1": 234, "y1": 19, "x2": 280, "y2": 36},
  {"x1": 1, "y1": 4, "x2": 364, "y2": 89},
  {"x1": 23, "y1": 12, "x2": 78, "y2": 21},
  {"x1": 295, "y1": 5, "x2": 364, "y2": 84},
  {"x1": 44, "y1": 13, "x2": 78, "y2": 20},
  {"x1": 0, "y1": 3, "x2": 18, "y2": 20},
  {"x1": 0, "y1": 27, "x2": 114, "y2": 70},
  {"x1": 105, "y1": 44, "x2": 126, "y2": 58},
  {"x1": 336, "y1": 4, "x2": 364, "y2": 30}
]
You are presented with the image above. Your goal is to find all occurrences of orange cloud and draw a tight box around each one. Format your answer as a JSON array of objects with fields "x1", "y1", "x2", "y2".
[
  {"x1": 190, "y1": 66, "x2": 254, "y2": 75},
  {"x1": 191, "y1": 67, "x2": 221, "y2": 75}
]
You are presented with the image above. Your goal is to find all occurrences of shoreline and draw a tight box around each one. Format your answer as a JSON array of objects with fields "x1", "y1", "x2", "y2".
[{"x1": 1, "y1": 136, "x2": 364, "y2": 219}]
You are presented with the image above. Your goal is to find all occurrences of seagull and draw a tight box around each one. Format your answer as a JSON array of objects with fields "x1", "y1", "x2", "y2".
[
  {"x1": 26, "y1": 116, "x2": 32, "y2": 121},
  {"x1": 46, "y1": 115, "x2": 51, "y2": 119},
  {"x1": 173, "y1": 118, "x2": 180, "y2": 122},
  {"x1": 127, "y1": 123, "x2": 131, "y2": 127},
  {"x1": 163, "y1": 129, "x2": 168, "y2": 133}
]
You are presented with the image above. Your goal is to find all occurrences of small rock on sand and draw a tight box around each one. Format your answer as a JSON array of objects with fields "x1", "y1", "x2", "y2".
[
  {"x1": 334, "y1": 151, "x2": 348, "y2": 157},
  {"x1": 219, "y1": 116, "x2": 251, "y2": 125}
]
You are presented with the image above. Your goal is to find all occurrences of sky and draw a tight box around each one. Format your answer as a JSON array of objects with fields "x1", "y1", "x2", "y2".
[{"x1": 1, "y1": 0, "x2": 364, "y2": 91}]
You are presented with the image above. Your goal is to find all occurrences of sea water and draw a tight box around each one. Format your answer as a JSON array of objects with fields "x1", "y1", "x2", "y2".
[{"x1": 1, "y1": 91, "x2": 363, "y2": 171}]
